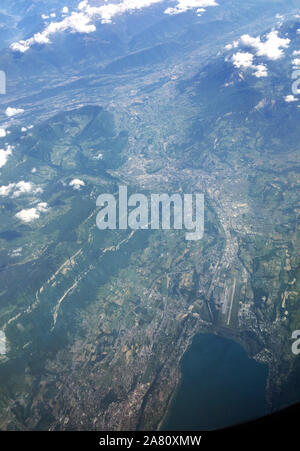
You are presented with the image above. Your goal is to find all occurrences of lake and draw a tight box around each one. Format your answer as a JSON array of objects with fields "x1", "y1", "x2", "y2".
[{"x1": 162, "y1": 333, "x2": 268, "y2": 430}]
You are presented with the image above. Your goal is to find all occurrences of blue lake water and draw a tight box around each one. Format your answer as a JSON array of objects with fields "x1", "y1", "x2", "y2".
[{"x1": 162, "y1": 333, "x2": 268, "y2": 430}]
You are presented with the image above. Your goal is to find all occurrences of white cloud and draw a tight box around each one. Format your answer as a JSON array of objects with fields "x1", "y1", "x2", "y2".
[
  {"x1": 253, "y1": 64, "x2": 268, "y2": 78},
  {"x1": 15, "y1": 208, "x2": 40, "y2": 223},
  {"x1": 293, "y1": 50, "x2": 300, "y2": 56},
  {"x1": 232, "y1": 52, "x2": 254, "y2": 68},
  {"x1": 11, "y1": 0, "x2": 218, "y2": 52},
  {"x1": 0, "y1": 181, "x2": 43, "y2": 198},
  {"x1": 78, "y1": 1, "x2": 88, "y2": 9},
  {"x1": 11, "y1": 11, "x2": 96, "y2": 52},
  {"x1": 36, "y1": 202, "x2": 48, "y2": 212},
  {"x1": 0, "y1": 145, "x2": 13, "y2": 168},
  {"x1": 164, "y1": 0, "x2": 218, "y2": 16},
  {"x1": 0, "y1": 183, "x2": 15, "y2": 196},
  {"x1": 79, "y1": 0, "x2": 164, "y2": 24},
  {"x1": 14, "y1": 181, "x2": 42, "y2": 198},
  {"x1": 10, "y1": 247, "x2": 23, "y2": 258},
  {"x1": 284, "y1": 94, "x2": 297, "y2": 102},
  {"x1": 292, "y1": 58, "x2": 300, "y2": 66},
  {"x1": 225, "y1": 40, "x2": 238, "y2": 51},
  {"x1": 41, "y1": 14, "x2": 50, "y2": 20},
  {"x1": 62, "y1": 7, "x2": 69, "y2": 14},
  {"x1": 10, "y1": 42, "x2": 30, "y2": 52},
  {"x1": 0, "y1": 128, "x2": 6, "y2": 138},
  {"x1": 11, "y1": 1, "x2": 163, "y2": 52},
  {"x1": 5, "y1": 107, "x2": 24, "y2": 117},
  {"x1": 15, "y1": 202, "x2": 49, "y2": 223},
  {"x1": 240, "y1": 31, "x2": 290, "y2": 60},
  {"x1": 231, "y1": 54, "x2": 268, "y2": 78},
  {"x1": 229, "y1": 30, "x2": 290, "y2": 78},
  {"x1": 69, "y1": 178, "x2": 85, "y2": 190}
]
